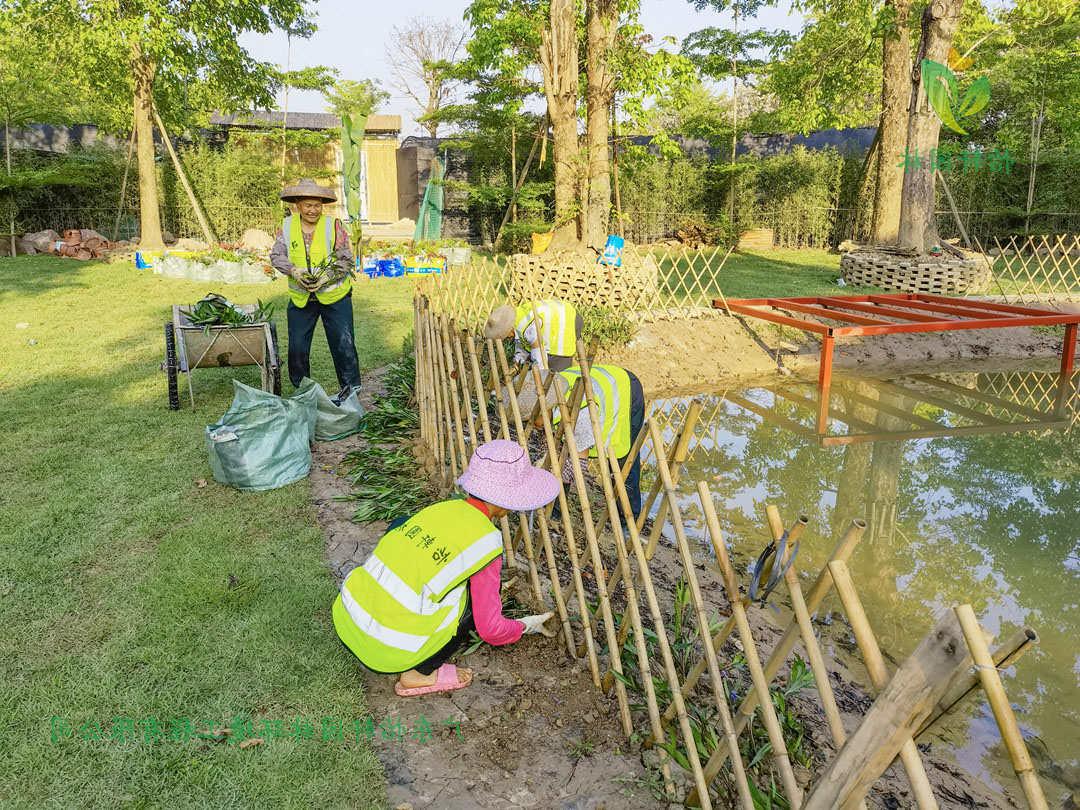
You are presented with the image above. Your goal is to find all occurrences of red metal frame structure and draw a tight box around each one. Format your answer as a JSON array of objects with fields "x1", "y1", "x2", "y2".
[{"x1": 714, "y1": 292, "x2": 1080, "y2": 433}]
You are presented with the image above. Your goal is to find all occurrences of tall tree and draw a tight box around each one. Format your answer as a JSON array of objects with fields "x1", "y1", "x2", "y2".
[
  {"x1": 27, "y1": 0, "x2": 317, "y2": 250},
  {"x1": 385, "y1": 17, "x2": 466, "y2": 139},
  {"x1": 871, "y1": 0, "x2": 912, "y2": 244},
  {"x1": 897, "y1": 0, "x2": 964, "y2": 253},
  {"x1": 584, "y1": 0, "x2": 619, "y2": 248},
  {"x1": 539, "y1": 0, "x2": 582, "y2": 243}
]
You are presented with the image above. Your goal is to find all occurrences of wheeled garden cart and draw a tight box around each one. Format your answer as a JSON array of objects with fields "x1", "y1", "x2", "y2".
[{"x1": 163, "y1": 303, "x2": 281, "y2": 410}]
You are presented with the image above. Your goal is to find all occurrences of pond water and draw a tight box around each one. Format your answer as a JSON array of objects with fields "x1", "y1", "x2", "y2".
[{"x1": 640, "y1": 367, "x2": 1079, "y2": 801}]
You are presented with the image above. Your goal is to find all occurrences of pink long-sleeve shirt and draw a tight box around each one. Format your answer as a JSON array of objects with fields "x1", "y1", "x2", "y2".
[{"x1": 466, "y1": 498, "x2": 525, "y2": 646}]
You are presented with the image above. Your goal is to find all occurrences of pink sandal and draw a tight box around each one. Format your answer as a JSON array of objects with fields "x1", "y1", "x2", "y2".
[{"x1": 393, "y1": 663, "x2": 472, "y2": 697}]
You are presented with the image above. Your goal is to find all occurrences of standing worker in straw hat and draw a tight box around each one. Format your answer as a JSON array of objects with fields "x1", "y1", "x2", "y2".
[
  {"x1": 484, "y1": 299, "x2": 583, "y2": 372},
  {"x1": 333, "y1": 440, "x2": 559, "y2": 696},
  {"x1": 270, "y1": 178, "x2": 362, "y2": 401}
]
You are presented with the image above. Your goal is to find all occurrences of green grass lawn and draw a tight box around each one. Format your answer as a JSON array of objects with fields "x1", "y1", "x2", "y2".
[
  {"x1": 659, "y1": 247, "x2": 881, "y2": 301},
  {"x1": 0, "y1": 255, "x2": 415, "y2": 807}
]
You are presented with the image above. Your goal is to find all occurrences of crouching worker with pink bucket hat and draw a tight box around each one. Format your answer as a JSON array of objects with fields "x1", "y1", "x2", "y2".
[{"x1": 332, "y1": 440, "x2": 560, "y2": 696}]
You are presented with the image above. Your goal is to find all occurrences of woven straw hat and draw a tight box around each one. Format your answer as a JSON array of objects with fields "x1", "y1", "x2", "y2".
[
  {"x1": 280, "y1": 178, "x2": 337, "y2": 203},
  {"x1": 484, "y1": 305, "x2": 516, "y2": 340},
  {"x1": 456, "y1": 439, "x2": 559, "y2": 511}
]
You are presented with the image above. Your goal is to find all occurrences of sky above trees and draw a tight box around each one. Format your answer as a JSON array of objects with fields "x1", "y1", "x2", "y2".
[{"x1": 239, "y1": 0, "x2": 806, "y2": 136}]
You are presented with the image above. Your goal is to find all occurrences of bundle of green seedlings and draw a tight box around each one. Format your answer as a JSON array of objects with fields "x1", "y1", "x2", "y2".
[
  {"x1": 299, "y1": 253, "x2": 349, "y2": 289},
  {"x1": 187, "y1": 293, "x2": 274, "y2": 332},
  {"x1": 345, "y1": 344, "x2": 429, "y2": 523}
]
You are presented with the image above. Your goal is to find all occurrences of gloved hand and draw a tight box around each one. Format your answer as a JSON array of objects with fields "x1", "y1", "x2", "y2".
[
  {"x1": 512, "y1": 348, "x2": 530, "y2": 366},
  {"x1": 519, "y1": 611, "x2": 556, "y2": 637}
]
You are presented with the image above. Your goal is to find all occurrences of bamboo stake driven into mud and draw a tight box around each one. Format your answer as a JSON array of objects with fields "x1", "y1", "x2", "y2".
[
  {"x1": 917, "y1": 626, "x2": 1038, "y2": 738},
  {"x1": 683, "y1": 496, "x2": 804, "y2": 809},
  {"x1": 427, "y1": 310, "x2": 460, "y2": 484},
  {"x1": 519, "y1": 359, "x2": 603, "y2": 687},
  {"x1": 594, "y1": 401, "x2": 704, "y2": 687},
  {"x1": 598, "y1": 436, "x2": 720, "y2": 810},
  {"x1": 456, "y1": 328, "x2": 547, "y2": 605},
  {"x1": 481, "y1": 337, "x2": 575, "y2": 658},
  {"x1": 826, "y1": 560, "x2": 939, "y2": 810},
  {"x1": 541, "y1": 360, "x2": 635, "y2": 738},
  {"x1": 954, "y1": 605, "x2": 1049, "y2": 810},
  {"x1": 728, "y1": 518, "x2": 868, "y2": 736}
]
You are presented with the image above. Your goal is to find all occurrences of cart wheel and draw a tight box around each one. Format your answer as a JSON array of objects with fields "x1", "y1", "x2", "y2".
[
  {"x1": 269, "y1": 321, "x2": 283, "y2": 395},
  {"x1": 164, "y1": 322, "x2": 180, "y2": 411}
]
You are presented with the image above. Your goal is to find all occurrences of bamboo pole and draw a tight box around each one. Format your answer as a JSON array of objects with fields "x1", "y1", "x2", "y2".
[
  {"x1": 430, "y1": 314, "x2": 463, "y2": 481},
  {"x1": 523, "y1": 360, "x2": 602, "y2": 686},
  {"x1": 802, "y1": 610, "x2": 971, "y2": 810},
  {"x1": 764, "y1": 505, "x2": 851, "y2": 750},
  {"x1": 644, "y1": 448, "x2": 757, "y2": 810},
  {"x1": 425, "y1": 307, "x2": 456, "y2": 484},
  {"x1": 684, "y1": 496, "x2": 804, "y2": 809},
  {"x1": 111, "y1": 117, "x2": 137, "y2": 242},
  {"x1": 448, "y1": 321, "x2": 479, "y2": 449},
  {"x1": 598, "y1": 430, "x2": 716, "y2": 809},
  {"x1": 437, "y1": 315, "x2": 470, "y2": 471},
  {"x1": 594, "y1": 403, "x2": 703, "y2": 679},
  {"x1": 485, "y1": 339, "x2": 512, "y2": 441},
  {"x1": 152, "y1": 107, "x2": 217, "y2": 245},
  {"x1": 731, "y1": 518, "x2": 868, "y2": 735},
  {"x1": 458, "y1": 331, "x2": 547, "y2": 603},
  {"x1": 541, "y1": 361, "x2": 634, "y2": 738},
  {"x1": 476, "y1": 335, "x2": 572, "y2": 638},
  {"x1": 827, "y1": 561, "x2": 939, "y2": 810},
  {"x1": 600, "y1": 441, "x2": 679, "y2": 802},
  {"x1": 917, "y1": 626, "x2": 1038, "y2": 738},
  {"x1": 954, "y1": 605, "x2": 1048, "y2": 810}
]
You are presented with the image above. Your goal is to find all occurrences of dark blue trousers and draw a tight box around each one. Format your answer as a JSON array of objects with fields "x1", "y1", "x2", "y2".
[
  {"x1": 286, "y1": 292, "x2": 362, "y2": 389},
  {"x1": 618, "y1": 371, "x2": 646, "y2": 519}
]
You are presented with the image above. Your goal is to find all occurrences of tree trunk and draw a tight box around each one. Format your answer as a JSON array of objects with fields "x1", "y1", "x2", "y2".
[
  {"x1": 897, "y1": 0, "x2": 963, "y2": 254},
  {"x1": 5, "y1": 114, "x2": 15, "y2": 257},
  {"x1": 539, "y1": 0, "x2": 581, "y2": 245},
  {"x1": 584, "y1": 0, "x2": 617, "y2": 250},
  {"x1": 132, "y1": 41, "x2": 164, "y2": 250},
  {"x1": 871, "y1": 0, "x2": 912, "y2": 245}
]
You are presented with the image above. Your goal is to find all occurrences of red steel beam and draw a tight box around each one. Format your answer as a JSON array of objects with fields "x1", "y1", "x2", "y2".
[
  {"x1": 764, "y1": 299, "x2": 892, "y2": 326},
  {"x1": 915, "y1": 293, "x2": 1064, "y2": 318},
  {"x1": 835, "y1": 310, "x2": 1080, "y2": 338},
  {"x1": 866, "y1": 295, "x2": 989, "y2": 320},
  {"x1": 721, "y1": 301, "x2": 832, "y2": 335},
  {"x1": 816, "y1": 297, "x2": 942, "y2": 323}
]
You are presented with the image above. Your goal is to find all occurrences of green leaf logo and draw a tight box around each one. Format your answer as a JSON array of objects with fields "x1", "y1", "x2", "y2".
[{"x1": 921, "y1": 58, "x2": 991, "y2": 135}]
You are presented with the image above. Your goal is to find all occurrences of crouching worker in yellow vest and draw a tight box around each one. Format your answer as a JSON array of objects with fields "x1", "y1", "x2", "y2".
[
  {"x1": 484, "y1": 299, "x2": 583, "y2": 372},
  {"x1": 270, "y1": 179, "x2": 362, "y2": 402},
  {"x1": 505, "y1": 364, "x2": 645, "y2": 520},
  {"x1": 333, "y1": 440, "x2": 560, "y2": 697}
]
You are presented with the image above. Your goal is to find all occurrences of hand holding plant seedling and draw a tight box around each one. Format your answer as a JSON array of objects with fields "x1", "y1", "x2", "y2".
[{"x1": 297, "y1": 254, "x2": 347, "y2": 292}]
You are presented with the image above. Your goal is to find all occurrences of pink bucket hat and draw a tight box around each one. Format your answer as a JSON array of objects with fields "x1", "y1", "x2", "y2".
[{"x1": 456, "y1": 439, "x2": 560, "y2": 511}]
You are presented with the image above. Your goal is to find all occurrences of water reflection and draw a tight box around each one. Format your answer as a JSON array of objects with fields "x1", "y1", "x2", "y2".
[{"x1": 642, "y1": 369, "x2": 1079, "y2": 798}]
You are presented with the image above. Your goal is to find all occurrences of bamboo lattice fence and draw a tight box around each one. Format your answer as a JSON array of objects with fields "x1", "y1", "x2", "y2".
[
  {"x1": 412, "y1": 294, "x2": 1053, "y2": 809},
  {"x1": 976, "y1": 233, "x2": 1080, "y2": 303}
]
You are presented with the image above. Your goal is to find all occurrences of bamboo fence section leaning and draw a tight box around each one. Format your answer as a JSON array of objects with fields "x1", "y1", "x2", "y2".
[{"x1": 411, "y1": 294, "x2": 1053, "y2": 809}]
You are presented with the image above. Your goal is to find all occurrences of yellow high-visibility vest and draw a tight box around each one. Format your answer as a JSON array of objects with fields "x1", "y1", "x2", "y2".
[
  {"x1": 332, "y1": 499, "x2": 503, "y2": 673},
  {"x1": 284, "y1": 214, "x2": 352, "y2": 308},
  {"x1": 514, "y1": 300, "x2": 577, "y2": 358},
  {"x1": 556, "y1": 364, "x2": 633, "y2": 458}
]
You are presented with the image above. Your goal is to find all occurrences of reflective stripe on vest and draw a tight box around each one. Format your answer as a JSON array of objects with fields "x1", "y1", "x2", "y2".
[
  {"x1": 333, "y1": 500, "x2": 503, "y2": 672},
  {"x1": 514, "y1": 300, "x2": 577, "y2": 358},
  {"x1": 557, "y1": 365, "x2": 632, "y2": 458},
  {"x1": 284, "y1": 214, "x2": 352, "y2": 308}
]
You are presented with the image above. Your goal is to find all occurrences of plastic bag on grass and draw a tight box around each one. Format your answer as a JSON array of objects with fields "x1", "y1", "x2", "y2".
[
  {"x1": 294, "y1": 377, "x2": 365, "y2": 441},
  {"x1": 205, "y1": 380, "x2": 315, "y2": 491}
]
